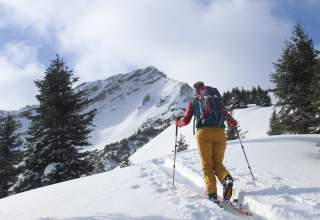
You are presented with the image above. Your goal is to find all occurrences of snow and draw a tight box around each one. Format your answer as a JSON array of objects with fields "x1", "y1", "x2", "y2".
[
  {"x1": 87, "y1": 74, "x2": 190, "y2": 150},
  {"x1": 0, "y1": 157, "x2": 241, "y2": 220},
  {"x1": 42, "y1": 163, "x2": 62, "y2": 177},
  {"x1": 233, "y1": 105, "x2": 274, "y2": 139},
  {"x1": 1, "y1": 104, "x2": 320, "y2": 219},
  {"x1": 163, "y1": 136, "x2": 320, "y2": 220}
]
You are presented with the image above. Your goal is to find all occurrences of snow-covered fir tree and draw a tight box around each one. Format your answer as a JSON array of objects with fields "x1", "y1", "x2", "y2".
[
  {"x1": 177, "y1": 134, "x2": 189, "y2": 152},
  {"x1": 226, "y1": 125, "x2": 237, "y2": 140},
  {"x1": 311, "y1": 59, "x2": 320, "y2": 133},
  {"x1": 222, "y1": 86, "x2": 271, "y2": 110},
  {"x1": 249, "y1": 87, "x2": 258, "y2": 104},
  {"x1": 104, "y1": 139, "x2": 132, "y2": 167},
  {"x1": 120, "y1": 157, "x2": 133, "y2": 168},
  {"x1": 271, "y1": 23, "x2": 319, "y2": 134},
  {"x1": 16, "y1": 55, "x2": 96, "y2": 193},
  {"x1": 256, "y1": 86, "x2": 271, "y2": 107},
  {"x1": 268, "y1": 110, "x2": 283, "y2": 135},
  {"x1": 0, "y1": 115, "x2": 22, "y2": 198}
]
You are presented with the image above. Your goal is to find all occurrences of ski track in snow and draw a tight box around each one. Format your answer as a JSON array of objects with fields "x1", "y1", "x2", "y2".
[
  {"x1": 161, "y1": 146, "x2": 320, "y2": 220},
  {"x1": 137, "y1": 159, "x2": 241, "y2": 220}
]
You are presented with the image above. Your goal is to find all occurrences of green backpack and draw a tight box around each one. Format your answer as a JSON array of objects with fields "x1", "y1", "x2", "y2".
[{"x1": 192, "y1": 86, "x2": 225, "y2": 132}]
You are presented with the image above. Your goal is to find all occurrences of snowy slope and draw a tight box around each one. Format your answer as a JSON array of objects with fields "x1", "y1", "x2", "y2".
[
  {"x1": 0, "y1": 134, "x2": 319, "y2": 220},
  {"x1": 233, "y1": 105, "x2": 274, "y2": 139},
  {"x1": 1, "y1": 105, "x2": 320, "y2": 220},
  {"x1": 163, "y1": 134, "x2": 320, "y2": 220},
  {"x1": 131, "y1": 105, "x2": 320, "y2": 219},
  {"x1": 0, "y1": 158, "x2": 242, "y2": 220}
]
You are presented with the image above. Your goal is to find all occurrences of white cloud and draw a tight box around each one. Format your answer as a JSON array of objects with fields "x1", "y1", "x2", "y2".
[
  {"x1": 0, "y1": 76, "x2": 39, "y2": 110},
  {"x1": 0, "y1": 42, "x2": 43, "y2": 110},
  {"x1": 0, "y1": 0, "x2": 295, "y2": 109},
  {"x1": 0, "y1": 42, "x2": 40, "y2": 79},
  {"x1": 57, "y1": 0, "x2": 292, "y2": 89},
  {"x1": 0, "y1": 0, "x2": 90, "y2": 34}
]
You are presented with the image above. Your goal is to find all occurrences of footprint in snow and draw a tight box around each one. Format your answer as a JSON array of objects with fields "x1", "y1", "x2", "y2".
[
  {"x1": 151, "y1": 158, "x2": 165, "y2": 164},
  {"x1": 155, "y1": 188, "x2": 168, "y2": 193},
  {"x1": 138, "y1": 173, "x2": 148, "y2": 178},
  {"x1": 138, "y1": 167, "x2": 149, "y2": 178},
  {"x1": 131, "y1": 184, "x2": 140, "y2": 189}
]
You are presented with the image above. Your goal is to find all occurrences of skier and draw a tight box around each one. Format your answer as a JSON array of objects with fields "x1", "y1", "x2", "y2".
[{"x1": 175, "y1": 81, "x2": 238, "y2": 204}]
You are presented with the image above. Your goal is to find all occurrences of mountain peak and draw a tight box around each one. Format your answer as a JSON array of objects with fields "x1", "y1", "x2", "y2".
[{"x1": 124, "y1": 66, "x2": 167, "y2": 82}]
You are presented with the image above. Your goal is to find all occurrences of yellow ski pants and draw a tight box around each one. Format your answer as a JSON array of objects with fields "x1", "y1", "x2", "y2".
[{"x1": 195, "y1": 127, "x2": 230, "y2": 194}]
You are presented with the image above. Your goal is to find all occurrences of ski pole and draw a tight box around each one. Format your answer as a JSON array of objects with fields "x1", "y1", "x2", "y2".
[
  {"x1": 235, "y1": 127, "x2": 255, "y2": 181},
  {"x1": 172, "y1": 125, "x2": 178, "y2": 186}
]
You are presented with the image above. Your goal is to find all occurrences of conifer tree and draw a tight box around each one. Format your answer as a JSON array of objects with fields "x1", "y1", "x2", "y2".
[
  {"x1": 17, "y1": 55, "x2": 96, "y2": 192},
  {"x1": 226, "y1": 125, "x2": 237, "y2": 140},
  {"x1": 271, "y1": 23, "x2": 319, "y2": 133},
  {"x1": 230, "y1": 87, "x2": 246, "y2": 109},
  {"x1": 120, "y1": 157, "x2": 132, "y2": 168},
  {"x1": 222, "y1": 91, "x2": 232, "y2": 108},
  {"x1": 177, "y1": 134, "x2": 189, "y2": 152},
  {"x1": 251, "y1": 87, "x2": 258, "y2": 104},
  {"x1": 257, "y1": 91, "x2": 271, "y2": 107},
  {"x1": 311, "y1": 59, "x2": 320, "y2": 133},
  {"x1": 268, "y1": 110, "x2": 283, "y2": 135},
  {"x1": 0, "y1": 115, "x2": 22, "y2": 197},
  {"x1": 227, "y1": 125, "x2": 246, "y2": 141},
  {"x1": 0, "y1": 115, "x2": 22, "y2": 152}
]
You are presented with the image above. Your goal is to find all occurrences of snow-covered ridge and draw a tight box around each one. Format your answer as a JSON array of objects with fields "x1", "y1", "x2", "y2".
[{"x1": 74, "y1": 66, "x2": 193, "y2": 150}]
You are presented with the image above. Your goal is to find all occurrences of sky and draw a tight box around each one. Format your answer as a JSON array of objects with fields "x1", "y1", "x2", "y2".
[{"x1": 0, "y1": 0, "x2": 319, "y2": 111}]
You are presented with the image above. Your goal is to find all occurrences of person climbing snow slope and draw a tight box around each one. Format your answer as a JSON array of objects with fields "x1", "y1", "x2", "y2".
[{"x1": 175, "y1": 81, "x2": 238, "y2": 204}]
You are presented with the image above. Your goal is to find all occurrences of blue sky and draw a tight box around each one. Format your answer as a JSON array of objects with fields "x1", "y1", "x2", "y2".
[
  {"x1": 0, "y1": 0, "x2": 319, "y2": 110},
  {"x1": 272, "y1": 0, "x2": 320, "y2": 47}
]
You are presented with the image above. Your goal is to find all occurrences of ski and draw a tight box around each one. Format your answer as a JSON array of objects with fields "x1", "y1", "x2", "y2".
[
  {"x1": 220, "y1": 199, "x2": 253, "y2": 217},
  {"x1": 210, "y1": 197, "x2": 253, "y2": 217}
]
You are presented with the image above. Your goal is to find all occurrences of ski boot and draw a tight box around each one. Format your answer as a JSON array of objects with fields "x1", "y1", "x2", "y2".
[
  {"x1": 223, "y1": 175, "x2": 233, "y2": 201},
  {"x1": 208, "y1": 193, "x2": 220, "y2": 205}
]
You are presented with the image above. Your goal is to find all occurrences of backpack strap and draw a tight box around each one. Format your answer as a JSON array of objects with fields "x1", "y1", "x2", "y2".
[
  {"x1": 192, "y1": 96, "x2": 201, "y2": 135},
  {"x1": 193, "y1": 116, "x2": 196, "y2": 135}
]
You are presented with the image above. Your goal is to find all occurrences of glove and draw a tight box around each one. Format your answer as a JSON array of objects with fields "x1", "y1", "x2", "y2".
[
  {"x1": 173, "y1": 114, "x2": 183, "y2": 127},
  {"x1": 227, "y1": 117, "x2": 238, "y2": 128}
]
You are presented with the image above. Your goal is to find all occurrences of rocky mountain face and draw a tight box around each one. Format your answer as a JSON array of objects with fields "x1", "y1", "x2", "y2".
[{"x1": 0, "y1": 66, "x2": 194, "y2": 172}]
